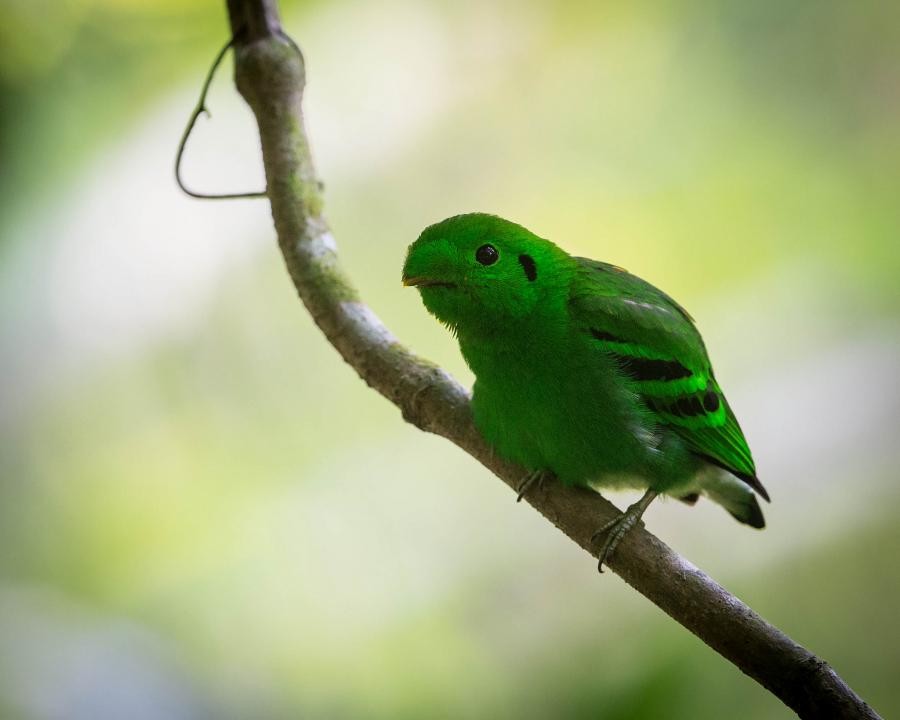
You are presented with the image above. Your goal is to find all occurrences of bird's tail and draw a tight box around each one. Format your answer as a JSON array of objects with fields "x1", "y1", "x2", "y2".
[{"x1": 699, "y1": 471, "x2": 766, "y2": 529}]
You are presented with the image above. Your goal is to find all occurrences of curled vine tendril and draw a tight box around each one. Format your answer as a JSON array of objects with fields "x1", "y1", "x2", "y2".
[{"x1": 174, "y1": 31, "x2": 268, "y2": 200}]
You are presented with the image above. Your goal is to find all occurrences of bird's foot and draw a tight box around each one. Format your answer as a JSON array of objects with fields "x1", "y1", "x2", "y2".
[
  {"x1": 591, "y1": 490, "x2": 658, "y2": 573},
  {"x1": 516, "y1": 469, "x2": 551, "y2": 502}
]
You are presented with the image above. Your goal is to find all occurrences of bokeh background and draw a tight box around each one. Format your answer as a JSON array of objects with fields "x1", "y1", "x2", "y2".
[{"x1": 1, "y1": 0, "x2": 898, "y2": 718}]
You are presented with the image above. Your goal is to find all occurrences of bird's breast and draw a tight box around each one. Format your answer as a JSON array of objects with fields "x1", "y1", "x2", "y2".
[{"x1": 464, "y1": 330, "x2": 647, "y2": 483}]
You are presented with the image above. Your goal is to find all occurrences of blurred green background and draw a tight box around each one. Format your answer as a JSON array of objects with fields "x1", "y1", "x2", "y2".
[{"x1": 1, "y1": 0, "x2": 898, "y2": 718}]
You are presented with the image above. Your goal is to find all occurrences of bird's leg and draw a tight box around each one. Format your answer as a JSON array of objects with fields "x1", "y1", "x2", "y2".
[
  {"x1": 516, "y1": 469, "x2": 550, "y2": 502},
  {"x1": 591, "y1": 489, "x2": 658, "y2": 572}
]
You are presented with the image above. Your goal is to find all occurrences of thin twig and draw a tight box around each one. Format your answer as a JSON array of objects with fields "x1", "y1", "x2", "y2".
[
  {"x1": 174, "y1": 31, "x2": 267, "y2": 200},
  {"x1": 185, "y1": 1, "x2": 883, "y2": 717}
]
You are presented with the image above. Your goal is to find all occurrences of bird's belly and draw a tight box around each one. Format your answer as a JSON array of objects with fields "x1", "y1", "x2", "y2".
[{"x1": 472, "y1": 368, "x2": 652, "y2": 488}]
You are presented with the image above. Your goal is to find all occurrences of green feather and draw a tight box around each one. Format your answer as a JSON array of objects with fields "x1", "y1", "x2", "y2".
[
  {"x1": 570, "y1": 257, "x2": 766, "y2": 498},
  {"x1": 402, "y1": 213, "x2": 770, "y2": 526}
]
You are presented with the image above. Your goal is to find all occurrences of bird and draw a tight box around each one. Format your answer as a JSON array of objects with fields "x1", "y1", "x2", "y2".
[{"x1": 402, "y1": 213, "x2": 769, "y2": 571}]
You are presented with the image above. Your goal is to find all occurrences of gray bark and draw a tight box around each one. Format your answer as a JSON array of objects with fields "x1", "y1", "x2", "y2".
[{"x1": 211, "y1": 1, "x2": 881, "y2": 717}]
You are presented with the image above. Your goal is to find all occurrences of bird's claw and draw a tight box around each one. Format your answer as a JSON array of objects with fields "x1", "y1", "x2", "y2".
[
  {"x1": 591, "y1": 512, "x2": 640, "y2": 572},
  {"x1": 516, "y1": 469, "x2": 549, "y2": 502},
  {"x1": 591, "y1": 490, "x2": 658, "y2": 573}
]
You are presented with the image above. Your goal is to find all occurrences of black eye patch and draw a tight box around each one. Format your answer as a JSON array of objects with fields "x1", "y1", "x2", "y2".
[{"x1": 518, "y1": 254, "x2": 537, "y2": 281}]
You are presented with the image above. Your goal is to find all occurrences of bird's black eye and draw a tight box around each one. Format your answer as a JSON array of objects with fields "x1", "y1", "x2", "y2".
[{"x1": 475, "y1": 244, "x2": 499, "y2": 266}]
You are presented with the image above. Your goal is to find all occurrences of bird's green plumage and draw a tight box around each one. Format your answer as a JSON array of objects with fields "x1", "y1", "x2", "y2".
[{"x1": 403, "y1": 213, "x2": 768, "y2": 528}]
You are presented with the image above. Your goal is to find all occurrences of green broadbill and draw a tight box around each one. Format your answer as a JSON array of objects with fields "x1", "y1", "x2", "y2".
[{"x1": 402, "y1": 213, "x2": 769, "y2": 570}]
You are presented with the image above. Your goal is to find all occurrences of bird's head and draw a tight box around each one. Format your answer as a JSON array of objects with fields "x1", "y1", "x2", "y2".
[{"x1": 402, "y1": 213, "x2": 571, "y2": 334}]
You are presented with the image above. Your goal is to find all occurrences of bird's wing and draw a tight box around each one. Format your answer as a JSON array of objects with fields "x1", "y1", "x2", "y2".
[{"x1": 569, "y1": 258, "x2": 767, "y2": 500}]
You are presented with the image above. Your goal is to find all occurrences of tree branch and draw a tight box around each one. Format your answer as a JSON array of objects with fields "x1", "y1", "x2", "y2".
[{"x1": 212, "y1": 1, "x2": 880, "y2": 717}]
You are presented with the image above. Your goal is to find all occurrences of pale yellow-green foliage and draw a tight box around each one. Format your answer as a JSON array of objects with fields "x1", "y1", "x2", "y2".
[{"x1": 1, "y1": 1, "x2": 898, "y2": 718}]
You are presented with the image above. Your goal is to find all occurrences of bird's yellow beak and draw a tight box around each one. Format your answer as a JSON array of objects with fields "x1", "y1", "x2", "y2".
[
  {"x1": 403, "y1": 276, "x2": 456, "y2": 288},
  {"x1": 402, "y1": 270, "x2": 456, "y2": 288}
]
